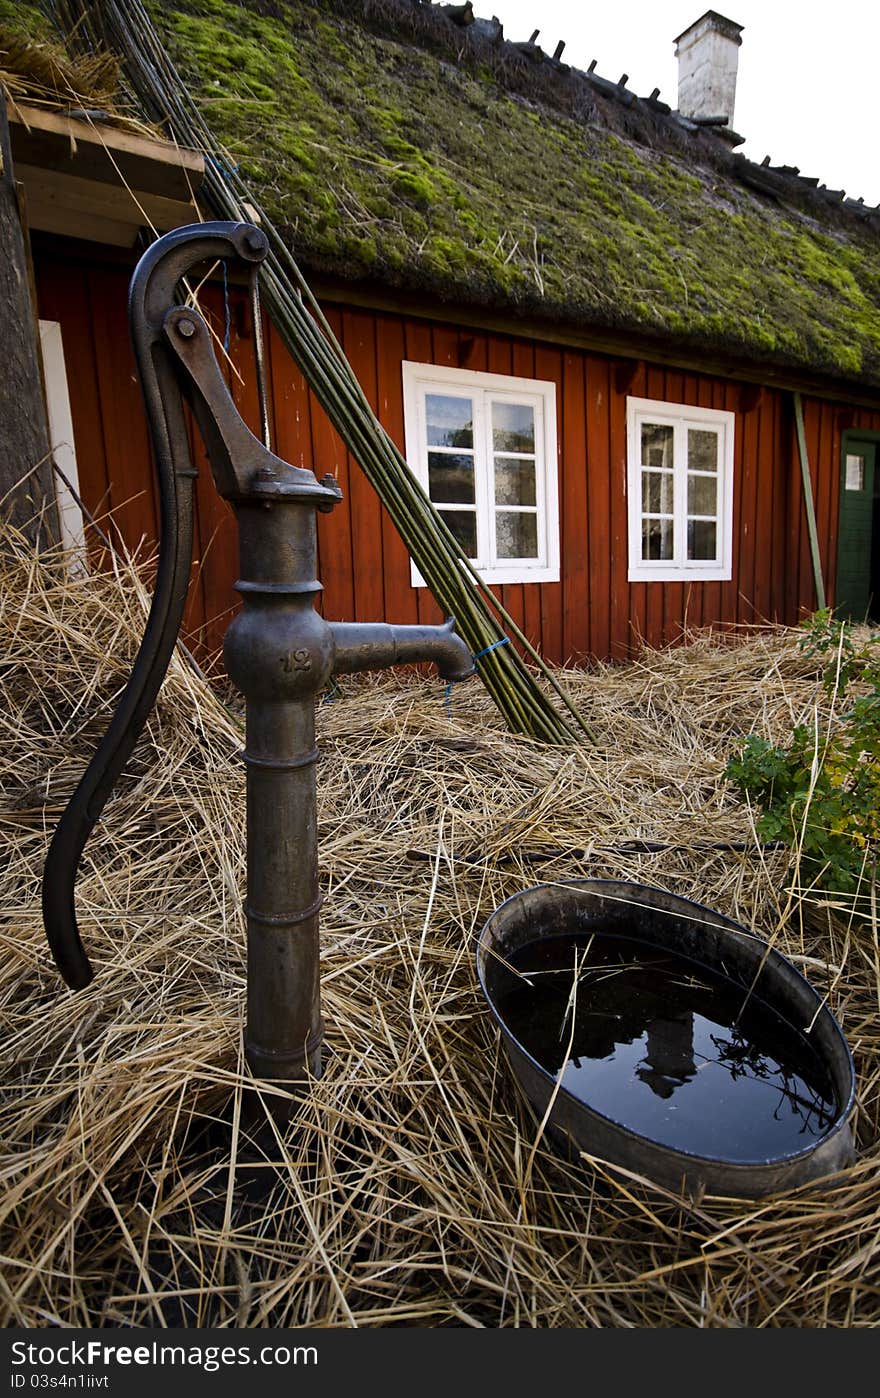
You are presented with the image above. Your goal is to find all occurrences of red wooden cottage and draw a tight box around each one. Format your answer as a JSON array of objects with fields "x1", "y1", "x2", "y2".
[{"x1": 7, "y1": 0, "x2": 880, "y2": 664}]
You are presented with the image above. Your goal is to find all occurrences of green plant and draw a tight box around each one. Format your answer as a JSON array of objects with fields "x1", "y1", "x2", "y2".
[{"x1": 725, "y1": 611, "x2": 879, "y2": 919}]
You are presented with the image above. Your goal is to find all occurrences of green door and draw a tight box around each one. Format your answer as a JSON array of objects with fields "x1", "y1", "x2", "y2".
[{"x1": 835, "y1": 436, "x2": 876, "y2": 620}]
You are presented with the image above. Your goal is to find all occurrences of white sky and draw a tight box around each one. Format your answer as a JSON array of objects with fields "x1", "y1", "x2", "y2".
[{"x1": 479, "y1": 1, "x2": 880, "y2": 206}]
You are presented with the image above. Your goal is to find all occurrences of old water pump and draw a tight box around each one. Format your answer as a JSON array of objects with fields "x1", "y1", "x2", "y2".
[{"x1": 42, "y1": 221, "x2": 473, "y2": 1089}]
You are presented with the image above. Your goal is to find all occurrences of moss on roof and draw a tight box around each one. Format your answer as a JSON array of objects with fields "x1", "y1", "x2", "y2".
[
  {"x1": 85, "y1": 2, "x2": 880, "y2": 385},
  {"x1": 0, "y1": 2, "x2": 53, "y2": 39}
]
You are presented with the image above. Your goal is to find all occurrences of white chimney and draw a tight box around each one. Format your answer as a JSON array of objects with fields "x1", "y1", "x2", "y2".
[{"x1": 674, "y1": 11, "x2": 743, "y2": 127}]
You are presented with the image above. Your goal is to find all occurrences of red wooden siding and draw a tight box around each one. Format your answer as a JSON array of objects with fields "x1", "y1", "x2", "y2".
[{"x1": 36, "y1": 251, "x2": 880, "y2": 667}]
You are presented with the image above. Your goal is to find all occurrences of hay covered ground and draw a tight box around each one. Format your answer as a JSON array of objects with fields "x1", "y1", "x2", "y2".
[{"x1": 2, "y1": 526, "x2": 879, "y2": 1329}]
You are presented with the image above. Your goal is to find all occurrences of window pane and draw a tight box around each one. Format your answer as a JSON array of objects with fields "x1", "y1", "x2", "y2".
[
  {"x1": 641, "y1": 423, "x2": 673, "y2": 469},
  {"x1": 642, "y1": 470, "x2": 674, "y2": 514},
  {"x1": 687, "y1": 474, "x2": 717, "y2": 516},
  {"x1": 496, "y1": 511, "x2": 538, "y2": 559},
  {"x1": 688, "y1": 519, "x2": 717, "y2": 560},
  {"x1": 426, "y1": 394, "x2": 473, "y2": 448},
  {"x1": 439, "y1": 509, "x2": 477, "y2": 557},
  {"x1": 494, "y1": 456, "x2": 536, "y2": 506},
  {"x1": 642, "y1": 518, "x2": 673, "y2": 560},
  {"x1": 492, "y1": 402, "x2": 535, "y2": 453},
  {"x1": 428, "y1": 451, "x2": 475, "y2": 504},
  {"x1": 845, "y1": 454, "x2": 865, "y2": 491},
  {"x1": 688, "y1": 429, "x2": 718, "y2": 473}
]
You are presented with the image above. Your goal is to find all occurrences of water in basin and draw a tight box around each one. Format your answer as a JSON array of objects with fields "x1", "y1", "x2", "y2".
[{"x1": 492, "y1": 932, "x2": 838, "y2": 1162}]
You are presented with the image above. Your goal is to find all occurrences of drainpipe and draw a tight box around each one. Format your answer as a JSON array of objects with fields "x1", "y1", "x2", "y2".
[{"x1": 793, "y1": 391, "x2": 827, "y2": 611}]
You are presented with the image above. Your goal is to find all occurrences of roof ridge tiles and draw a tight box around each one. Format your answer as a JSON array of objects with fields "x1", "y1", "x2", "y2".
[{"x1": 367, "y1": 0, "x2": 870, "y2": 223}]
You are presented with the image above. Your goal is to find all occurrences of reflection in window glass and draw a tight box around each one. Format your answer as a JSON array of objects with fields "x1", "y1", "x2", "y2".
[
  {"x1": 642, "y1": 518, "x2": 674, "y2": 560},
  {"x1": 494, "y1": 457, "x2": 536, "y2": 506},
  {"x1": 642, "y1": 471, "x2": 674, "y2": 514},
  {"x1": 492, "y1": 402, "x2": 535, "y2": 454},
  {"x1": 687, "y1": 474, "x2": 717, "y2": 516},
  {"x1": 439, "y1": 509, "x2": 477, "y2": 557},
  {"x1": 426, "y1": 394, "x2": 473, "y2": 448},
  {"x1": 641, "y1": 423, "x2": 673, "y2": 469},
  {"x1": 688, "y1": 429, "x2": 718, "y2": 473},
  {"x1": 496, "y1": 512, "x2": 538, "y2": 559},
  {"x1": 428, "y1": 452, "x2": 475, "y2": 504},
  {"x1": 687, "y1": 519, "x2": 717, "y2": 560}
]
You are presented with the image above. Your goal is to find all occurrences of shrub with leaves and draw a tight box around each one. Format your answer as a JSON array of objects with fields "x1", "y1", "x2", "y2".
[{"x1": 725, "y1": 612, "x2": 879, "y2": 920}]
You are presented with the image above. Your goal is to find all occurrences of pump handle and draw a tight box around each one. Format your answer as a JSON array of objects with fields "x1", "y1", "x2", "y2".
[{"x1": 42, "y1": 223, "x2": 269, "y2": 989}]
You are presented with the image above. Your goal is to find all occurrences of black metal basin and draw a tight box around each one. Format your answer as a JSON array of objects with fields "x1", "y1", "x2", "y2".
[{"x1": 476, "y1": 880, "x2": 856, "y2": 1199}]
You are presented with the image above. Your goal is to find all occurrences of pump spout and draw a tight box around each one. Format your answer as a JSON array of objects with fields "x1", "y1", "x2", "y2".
[{"x1": 330, "y1": 617, "x2": 474, "y2": 683}]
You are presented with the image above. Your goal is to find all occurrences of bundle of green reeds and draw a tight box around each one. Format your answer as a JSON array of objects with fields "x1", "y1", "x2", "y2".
[{"x1": 47, "y1": 0, "x2": 590, "y2": 745}]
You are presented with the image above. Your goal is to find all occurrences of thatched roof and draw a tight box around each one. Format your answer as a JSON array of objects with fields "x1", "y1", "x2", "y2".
[{"x1": 17, "y1": 0, "x2": 880, "y2": 389}]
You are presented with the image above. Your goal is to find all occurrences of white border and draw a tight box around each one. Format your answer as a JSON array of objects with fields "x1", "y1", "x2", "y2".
[
  {"x1": 39, "y1": 320, "x2": 86, "y2": 558},
  {"x1": 402, "y1": 361, "x2": 560, "y2": 586},
  {"x1": 626, "y1": 396, "x2": 735, "y2": 582}
]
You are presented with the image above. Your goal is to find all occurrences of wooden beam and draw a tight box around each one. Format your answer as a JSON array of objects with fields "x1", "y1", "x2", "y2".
[
  {"x1": 0, "y1": 92, "x2": 57, "y2": 544},
  {"x1": 17, "y1": 163, "x2": 201, "y2": 242},
  {"x1": 307, "y1": 275, "x2": 880, "y2": 412},
  {"x1": 7, "y1": 103, "x2": 203, "y2": 201},
  {"x1": 25, "y1": 201, "x2": 138, "y2": 247},
  {"x1": 614, "y1": 359, "x2": 640, "y2": 395},
  {"x1": 738, "y1": 382, "x2": 764, "y2": 413}
]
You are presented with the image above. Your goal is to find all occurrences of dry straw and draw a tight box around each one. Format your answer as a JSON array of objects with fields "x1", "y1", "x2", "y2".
[
  {"x1": 0, "y1": 26, "x2": 156, "y2": 137},
  {"x1": 2, "y1": 521, "x2": 878, "y2": 1327}
]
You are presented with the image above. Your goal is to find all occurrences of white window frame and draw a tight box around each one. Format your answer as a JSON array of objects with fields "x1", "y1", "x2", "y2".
[
  {"x1": 626, "y1": 396, "x2": 735, "y2": 583},
  {"x1": 402, "y1": 361, "x2": 560, "y2": 586}
]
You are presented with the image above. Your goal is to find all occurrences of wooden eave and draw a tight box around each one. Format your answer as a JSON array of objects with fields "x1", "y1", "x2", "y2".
[
  {"x1": 7, "y1": 103, "x2": 204, "y2": 246},
  {"x1": 28, "y1": 229, "x2": 880, "y2": 414},
  {"x1": 308, "y1": 274, "x2": 880, "y2": 413}
]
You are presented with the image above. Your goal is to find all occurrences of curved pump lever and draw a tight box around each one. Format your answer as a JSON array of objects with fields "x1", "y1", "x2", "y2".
[
  {"x1": 44, "y1": 221, "x2": 473, "y2": 1098},
  {"x1": 42, "y1": 222, "x2": 277, "y2": 989}
]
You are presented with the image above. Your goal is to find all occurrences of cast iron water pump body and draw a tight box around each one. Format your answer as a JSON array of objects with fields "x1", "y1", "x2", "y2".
[{"x1": 43, "y1": 221, "x2": 473, "y2": 1089}]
